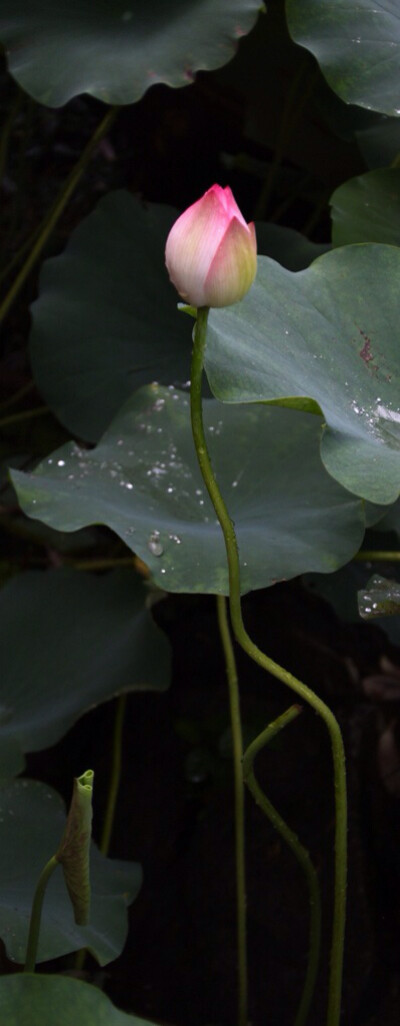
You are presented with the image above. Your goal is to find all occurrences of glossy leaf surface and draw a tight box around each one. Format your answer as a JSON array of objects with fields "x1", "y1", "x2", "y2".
[
  {"x1": 0, "y1": 0, "x2": 260, "y2": 106},
  {"x1": 0, "y1": 780, "x2": 141, "y2": 964},
  {"x1": 11, "y1": 386, "x2": 367, "y2": 595},
  {"x1": 286, "y1": 0, "x2": 400, "y2": 116},
  {"x1": 206, "y1": 246, "x2": 400, "y2": 504}
]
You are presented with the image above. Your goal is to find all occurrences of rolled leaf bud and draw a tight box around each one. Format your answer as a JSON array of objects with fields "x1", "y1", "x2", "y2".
[
  {"x1": 56, "y1": 769, "x2": 94, "y2": 926},
  {"x1": 165, "y1": 184, "x2": 257, "y2": 308}
]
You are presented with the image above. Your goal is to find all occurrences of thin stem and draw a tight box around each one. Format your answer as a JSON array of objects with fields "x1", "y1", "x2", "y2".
[
  {"x1": 24, "y1": 854, "x2": 59, "y2": 973},
  {"x1": 0, "y1": 104, "x2": 118, "y2": 327},
  {"x1": 75, "y1": 692, "x2": 127, "y2": 972},
  {"x1": 100, "y1": 693, "x2": 127, "y2": 856},
  {"x1": 0, "y1": 90, "x2": 23, "y2": 188},
  {"x1": 0, "y1": 405, "x2": 49, "y2": 429},
  {"x1": 0, "y1": 380, "x2": 35, "y2": 413},
  {"x1": 216, "y1": 594, "x2": 247, "y2": 1026},
  {"x1": 243, "y1": 706, "x2": 321, "y2": 1026},
  {"x1": 190, "y1": 307, "x2": 347, "y2": 1026},
  {"x1": 354, "y1": 550, "x2": 400, "y2": 562}
]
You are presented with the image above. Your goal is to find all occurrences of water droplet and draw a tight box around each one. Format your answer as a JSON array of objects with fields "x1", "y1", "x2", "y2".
[
  {"x1": 147, "y1": 531, "x2": 164, "y2": 557},
  {"x1": 169, "y1": 533, "x2": 182, "y2": 545},
  {"x1": 57, "y1": 459, "x2": 65, "y2": 467}
]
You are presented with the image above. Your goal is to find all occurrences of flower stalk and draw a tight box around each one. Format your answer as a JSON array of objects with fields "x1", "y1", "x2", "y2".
[{"x1": 190, "y1": 306, "x2": 347, "y2": 1026}]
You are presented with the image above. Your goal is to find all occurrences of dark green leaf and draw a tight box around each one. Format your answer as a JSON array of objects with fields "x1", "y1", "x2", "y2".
[
  {"x1": 256, "y1": 223, "x2": 329, "y2": 269},
  {"x1": 356, "y1": 116, "x2": 400, "y2": 168},
  {"x1": 0, "y1": 0, "x2": 261, "y2": 106},
  {"x1": 0, "y1": 568, "x2": 170, "y2": 774},
  {"x1": 30, "y1": 193, "x2": 191, "y2": 442},
  {"x1": 286, "y1": 0, "x2": 400, "y2": 116},
  {"x1": 11, "y1": 386, "x2": 366, "y2": 595},
  {"x1": 331, "y1": 169, "x2": 400, "y2": 246}
]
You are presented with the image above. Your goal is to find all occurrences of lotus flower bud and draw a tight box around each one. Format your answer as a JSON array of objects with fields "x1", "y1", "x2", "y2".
[{"x1": 165, "y1": 184, "x2": 257, "y2": 308}]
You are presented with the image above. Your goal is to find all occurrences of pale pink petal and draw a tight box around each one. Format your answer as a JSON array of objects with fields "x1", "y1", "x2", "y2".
[
  {"x1": 165, "y1": 189, "x2": 229, "y2": 306},
  {"x1": 204, "y1": 217, "x2": 257, "y2": 307},
  {"x1": 222, "y1": 187, "x2": 248, "y2": 228}
]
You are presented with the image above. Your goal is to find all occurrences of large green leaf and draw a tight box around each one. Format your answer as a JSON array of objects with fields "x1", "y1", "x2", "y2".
[
  {"x1": 331, "y1": 169, "x2": 400, "y2": 246},
  {"x1": 0, "y1": 779, "x2": 141, "y2": 964},
  {"x1": 0, "y1": 975, "x2": 148, "y2": 1026},
  {"x1": 0, "y1": 0, "x2": 261, "y2": 107},
  {"x1": 11, "y1": 386, "x2": 367, "y2": 595},
  {"x1": 286, "y1": 0, "x2": 400, "y2": 116},
  {"x1": 0, "y1": 569, "x2": 170, "y2": 775},
  {"x1": 30, "y1": 193, "x2": 191, "y2": 442},
  {"x1": 205, "y1": 245, "x2": 400, "y2": 505}
]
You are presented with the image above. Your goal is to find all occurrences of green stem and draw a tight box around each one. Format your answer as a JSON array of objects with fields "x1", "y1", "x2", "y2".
[
  {"x1": 100, "y1": 693, "x2": 127, "y2": 856},
  {"x1": 216, "y1": 595, "x2": 247, "y2": 1026},
  {"x1": 75, "y1": 692, "x2": 127, "y2": 971},
  {"x1": 190, "y1": 307, "x2": 347, "y2": 1026},
  {"x1": 24, "y1": 854, "x2": 59, "y2": 973},
  {"x1": 0, "y1": 91, "x2": 23, "y2": 189},
  {"x1": 0, "y1": 104, "x2": 118, "y2": 327},
  {"x1": 0, "y1": 380, "x2": 35, "y2": 413},
  {"x1": 0, "y1": 405, "x2": 49, "y2": 429},
  {"x1": 354, "y1": 550, "x2": 400, "y2": 562},
  {"x1": 242, "y1": 706, "x2": 321, "y2": 1026}
]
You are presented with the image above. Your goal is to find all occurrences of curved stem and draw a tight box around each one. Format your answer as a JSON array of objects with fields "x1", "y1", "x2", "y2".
[
  {"x1": 243, "y1": 706, "x2": 321, "y2": 1026},
  {"x1": 24, "y1": 854, "x2": 59, "y2": 973},
  {"x1": 216, "y1": 594, "x2": 247, "y2": 1026},
  {"x1": 0, "y1": 104, "x2": 118, "y2": 327},
  {"x1": 190, "y1": 307, "x2": 347, "y2": 1026}
]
